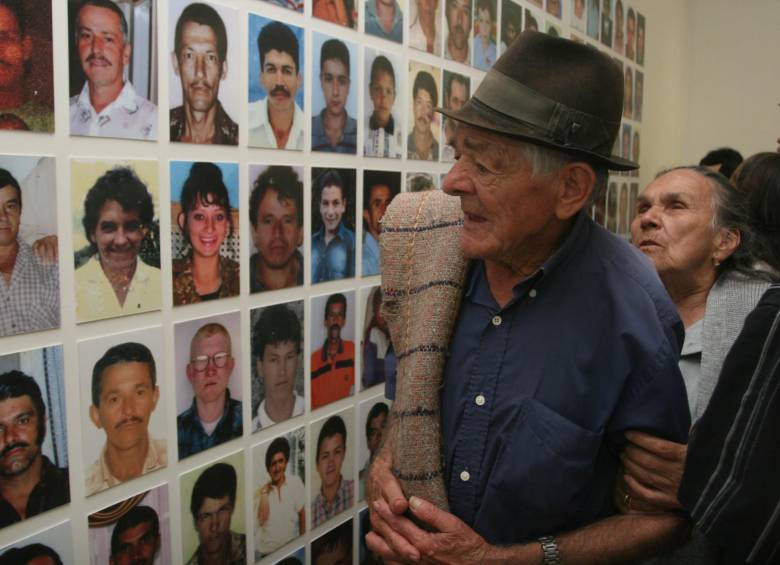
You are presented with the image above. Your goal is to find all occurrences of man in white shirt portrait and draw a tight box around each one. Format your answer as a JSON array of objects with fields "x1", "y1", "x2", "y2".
[
  {"x1": 249, "y1": 20, "x2": 304, "y2": 151},
  {"x1": 69, "y1": 0, "x2": 157, "y2": 140}
]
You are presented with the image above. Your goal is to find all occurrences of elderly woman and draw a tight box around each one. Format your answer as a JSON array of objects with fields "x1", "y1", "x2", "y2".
[
  {"x1": 678, "y1": 152, "x2": 780, "y2": 563},
  {"x1": 172, "y1": 162, "x2": 239, "y2": 305},
  {"x1": 616, "y1": 166, "x2": 771, "y2": 560}
]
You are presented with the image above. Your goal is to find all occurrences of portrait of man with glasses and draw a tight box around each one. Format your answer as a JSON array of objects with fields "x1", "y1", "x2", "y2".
[{"x1": 177, "y1": 321, "x2": 243, "y2": 459}]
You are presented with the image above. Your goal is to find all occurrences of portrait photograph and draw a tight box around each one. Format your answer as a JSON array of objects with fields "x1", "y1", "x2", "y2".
[
  {"x1": 625, "y1": 5, "x2": 636, "y2": 61},
  {"x1": 0, "y1": 520, "x2": 71, "y2": 564},
  {"x1": 408, "y1": 0, "x2": 440, "y2": 56},
  {"x1": 545, "y1": 0, "x2": 561, "y2": 19},
  {"x1": 617, "y1": 182, "x2": 629, "y2": 236},
  {"x1": 67, "y1": 0, "x2": 158, "y2": 140},
  {"x1": 500, "y1": 0, "x2": 523, "y2": 54},
  {"x1": 0, "y1": 345, "x2": 69, "y2": 531},
  {"x1": 632, "y1": 129, "x2": 640, "y2": 174},
  {"x1": 406, "y1": 171, "x2": 440, "y2": 192},
  {"x1": 606, "y1": 180, "x2": 617, "y2": 233},
  {"x1": 310, "y1": 408, "x2": 355, "y2": 530},
  {"x1": 252, "y1": 426, "x2": 306, "y2": 560},
  {"x1": 251, "y1": 300, "x2": 305, "y2": 432},
  {"x1": 472, "y1": 0, "x2": 497, "y2": 70},
  {"x1": 444, "y1": 0, "x2": 472, "y2": 65},
  {"x1": 621, "y1": 122, "x2": 631, "y2": 161},
  {"x1": 71, "y1": 158, "x2": 161, "y2": 324},
  {"x1": 612, "y1": 0, "x2": 624, "y2": 55},
  {"x1": 311, "y1": 167, "x2": 357, "y2": 284},
  {"x1": 259, "y1": 0, "x2": 304, "y2": 14},
  {"x1": 636, "y1": 12, "x2": 645, "y2": 66},
  {"x1": 364, "y1": 48, "x2": 403, "y2": 159},
  {"x1": 408, "y1": 60, "x2": 441, "y2": 162},
  {"x1": 629, "y1": 182, "x2": 639, "y2": 221},
  {"x1": 180, "y1": 450, "x2": 246, "y2": 565},
  {"x1": 585, "y1": 0, "x2": 599, "y2": 40},
  {"x1": 248, "y1": 15, "x2": 305, "y2": 151},
  {"x1": 169, "y1": 0, "x2": 239, "y2": 145},
  {"x1": 524, "y1": 7, "x2": 541, "y2": 33},
  {"x1": 312, "y1": 518, "x2": 353, "y2": 564},
  {"x1": 313, "y1": 0, "x2": 357, "y2": 29},
  {"x1": 365, "y1": 0, "x2": 403, "y2": 42},
  {"x1": 310, "y1": 290, "x2": 356, "y2": 411},
  {"x1": 570, "y1": 0, "x2": 586, "y2": 34},
  {"x1": 623, "y1": 64, "x2": 633, "y2": 119},
  {"x1": 311, "y1": 32, "x2": 358, "y2": 154},
  {"x1": 357, "y1": 395, "x2": 389, "y2": 500},
  {"x1": 600, "y1": 0, "x2": 612, "y2": 48},
  {"x1": 441, "y1": 71, "x2": 470, "y2": 162},
  {"x1": 78, "y1": 326, "x2": 167, "y2": 497},
  {"x1": 249, "y1": 164, "x2": 305, "y2": 293},
  {"x1": 635, "y1": 70, "x2": 643, "y2": 122},
  {"x1": 174, "y1": 311, "x2": 242, "y2": 460},
  {"x1": 87, "y1": 483, "x2": 171, "y2": 565},
  {"x1": 0, "y1": 155, "x2": 59, "y2": 338},
  {"x1": 170, "y1": 160, "x2": 240, "y2": 306},
  {"x1": 360, "y1": 285, "x2": 396, "y2": 391},
  {"x1": 362, "y1": 171, "x2": 400, "y2": 277},
  {"x1": 0, "y1": 0, "x2": 54, "y2": 133}
]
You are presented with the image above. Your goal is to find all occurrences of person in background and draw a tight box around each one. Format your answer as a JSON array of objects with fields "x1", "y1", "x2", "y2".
[
  {"x1": 365, "y1": 0, "x2": 403, "y2": 42},
  {"x1": 173, "y1": 162, "x2": 239, "y2": 305},
  {"x1": 472, "y1": 0, "x2": 496, "y2": 70},
  {"x1": 312, "y1": 39, "x2": 357, "y2": 153},
  {"x1": 699, "y1": 147, "x2": 743, "y2": 180},
  {"x1": 109, "y1": 505, "x2": 161, "y2": 565},
  {"x1": 407, "y1": 71, "x2": 438, "y2": 161},
  {"x1": 364, "y1": 56, "x2": 402, "y2": 159}
]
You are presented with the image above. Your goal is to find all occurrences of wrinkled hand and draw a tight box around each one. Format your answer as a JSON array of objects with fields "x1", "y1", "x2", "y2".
[
  {"x1": 32, "y1": 235, "x2": 58, "y2": 263},
  {"x1": 618, "y1": 430, "x2": 686, "y2": 512},
  {"x1": 367, "y1": 496, "x2": 492, "y2": 564},
  {"x1": 366, "y1": 445, "x2": 408, "y2": 516}
]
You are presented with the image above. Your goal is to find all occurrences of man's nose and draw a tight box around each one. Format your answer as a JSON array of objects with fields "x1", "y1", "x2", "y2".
[
  {"x1": 90, "y1": 35, "x2": 104, "y2": 54},
  {"x1": 271, "y1": 219, "x2": 284, "y2": 238},
  {"x1": 442, "y1": 161, "x2": 472, "y2": 196},
  {"x1": 114, "y1": 227, "x2": 129, "y2": 245},
  {"x1": 638, "y1": 206, "x2": 660, "y2": 229},
  {"x1": 195, "y1": 54, "x2": 207, "y2": 78}
]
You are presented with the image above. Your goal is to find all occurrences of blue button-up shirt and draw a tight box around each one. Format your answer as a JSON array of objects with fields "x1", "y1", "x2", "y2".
[
  {"x1": 365, "y1": 0, "x2": 403, "y2": 42},
  {"x1": 387, "y1": 213, "x2": 690, "y2": 544},
  {"x1": 312, "y1": 222, "x2": 356, "y2": 283}
]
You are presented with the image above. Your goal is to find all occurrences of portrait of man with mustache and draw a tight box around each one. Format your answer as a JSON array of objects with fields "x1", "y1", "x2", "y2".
[
  {"x1": 68, "y1": 0, "x2": 157, "y2": 140},
  {"x1": 444, "y1": 0, "x2": 471, "y2": 64},
  {"x1": 0, "y1": 367, "x2": 69, "y2": 529},
  {"x1": 249, "y1": 18, "x2": 305, "y2": 151},
  {"x1": 170, "y1": 1, "x2": 238, "y2": 145},
  {"x1": 310, "y1": 292, "x2": 355, "y2": 410},
  {"x1": 86, "y1": 341, "x2": 167, "y2": 496}
]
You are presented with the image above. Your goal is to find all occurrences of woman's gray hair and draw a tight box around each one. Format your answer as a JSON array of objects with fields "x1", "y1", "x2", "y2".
[{"x1": 655, "y1": 165, "x2": 759, "y2": 276}]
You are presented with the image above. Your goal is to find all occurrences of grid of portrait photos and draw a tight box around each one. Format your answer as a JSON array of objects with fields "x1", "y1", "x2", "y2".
[{"x1": 0, "y1": 0, "x2": 648, "y2": 562}]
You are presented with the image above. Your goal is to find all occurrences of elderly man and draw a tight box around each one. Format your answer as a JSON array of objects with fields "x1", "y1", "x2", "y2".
[
  {"x1": 70, "y1": 0, "x2": 157, "y2": 139},
  {"x1": 0, "y1": 371, "x2": 69, "y2": 527},
  {"x1": 0, "y1": 168, "x2": 59, "y2": 337},
  {"x1": 110, "y1": 505, "x2": 161, "y2": 565},
  {"x1": 75, "y1": 166, "x2": 160, "y2": 323},
  {"x1": 87, "y1": 342, "x2": 166, "y2": 496},
  {"x1": 249, "y1": 21, "x2": 304, "y2": 150},
  {"x1": 367, "y1": 31, "x2": 690, "y2": 563},
  {"x1": 0, "y1": 1, "x2": 53, "y2": 131},
  {"x1": 249, "y1": 166, "x2": 304, "y2": 292},
  {"x1": 170, "y1": 2, "x2": 237, "y2": 145},
  {"x1": 187, "y1": 462, "x2": 246, "y2": 565},
  {"x1": 177, "y1": 323, "x2": 242, "y2": 460}
]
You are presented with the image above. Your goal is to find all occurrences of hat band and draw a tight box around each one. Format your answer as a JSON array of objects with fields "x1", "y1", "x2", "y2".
[{"x1": 473, "y1": 69, "x2": 618, "y2": 155}]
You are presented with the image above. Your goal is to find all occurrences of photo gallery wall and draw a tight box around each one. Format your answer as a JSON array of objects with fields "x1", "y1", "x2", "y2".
[{"x1": 0, "y1": 0, "x2": 647, "y2": 563}]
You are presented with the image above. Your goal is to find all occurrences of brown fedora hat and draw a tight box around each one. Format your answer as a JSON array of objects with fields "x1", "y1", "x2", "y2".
[{"x1": 438, "y1": 31, "x2": 637, "y2": 171}]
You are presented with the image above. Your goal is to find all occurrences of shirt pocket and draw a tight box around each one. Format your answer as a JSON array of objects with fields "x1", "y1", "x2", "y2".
[{"x1": 483, "y1": 397, "x2": 603, "y2": 539}]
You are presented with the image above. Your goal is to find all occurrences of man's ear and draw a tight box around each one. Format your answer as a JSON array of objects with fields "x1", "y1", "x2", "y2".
[
  {"x1": 151, "y1": 385, "x2": 159, "y2": 410},
  {"x1": 554, "y1": 162, "x2": 596, "y2": 220},
  {"x1": 89, "y1": 404, "x2": 103, "y2": 429},
  {"x1": 171, "y1": 52, "x2": 180, "y2": 77},
  {"x1": 220, "y1": 60, "x2": 228, "y2": 81},
  {"x1": 713, "y1": 227, "x2": 741, "y2": 264},
  {"x1": 122, "y1": 41, "x2": 132, "y2": 68}
]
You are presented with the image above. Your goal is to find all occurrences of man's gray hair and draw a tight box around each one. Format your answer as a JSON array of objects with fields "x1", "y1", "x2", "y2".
[{"x1": 519, "y1": 142, "x2": 608, "y2": 206}]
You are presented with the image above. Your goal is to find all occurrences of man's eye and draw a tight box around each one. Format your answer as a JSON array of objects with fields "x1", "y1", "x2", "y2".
[
  {"x1": 100, "y1": 223, "x2": 117, "y2": 233},
  {"x1": 18, "y1": 416, "x2": 30, "y2": 425},
  {"x1": 207, "y1": 54, "x2": 218, "y2": 63},
  {"x1": 194, "y1": 213, "x2": 205, "y2": 221},
  {"x1": 338, "y1": 77, "x2": 349, "y2": 86}
]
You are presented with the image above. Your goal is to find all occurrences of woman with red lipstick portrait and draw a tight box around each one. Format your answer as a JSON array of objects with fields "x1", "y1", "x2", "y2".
[{"x1": 171, "y1": 161, "x2": 240, "y2": 305}]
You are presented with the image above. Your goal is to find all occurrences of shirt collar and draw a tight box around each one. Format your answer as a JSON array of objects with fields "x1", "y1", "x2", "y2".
[
  {"x1": 465, "y1": 212, "x2": 590, "y2": 308},
  {"x1": 369, "y1": 112, "x2": 395, "y2": 134},
  {"x1": 77, "y1": 81, "x2": 139, "y2": 114}
]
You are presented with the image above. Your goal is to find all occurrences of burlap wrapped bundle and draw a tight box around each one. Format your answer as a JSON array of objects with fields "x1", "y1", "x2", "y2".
[{"x1": 379, "y1": 190, "x2": 469, "y2": 511}]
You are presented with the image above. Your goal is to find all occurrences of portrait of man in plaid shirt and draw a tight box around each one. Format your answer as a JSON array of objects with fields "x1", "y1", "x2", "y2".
[
  {"x1": 312, "y1": 414, "x2": 354, "y2": 528},
  {"x1": 177, "y1": 322, "x2": 243, "y2": 459}
]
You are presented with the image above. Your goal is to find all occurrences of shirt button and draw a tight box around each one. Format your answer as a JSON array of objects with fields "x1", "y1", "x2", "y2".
[
  {"x1": 475, "y1": 394, "x2": 486, "y2": 406},
  {"x1": 491, "y1": 315, "x2": 502, "y2": 326},
  {"x1": 529, "y1": 289, "x2": 538, "y2": 298},
  {"x1": 460, "y1": 470, "x2": 470, "y2": 482}
]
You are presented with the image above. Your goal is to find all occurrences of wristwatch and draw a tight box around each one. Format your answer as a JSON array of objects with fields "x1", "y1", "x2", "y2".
[{"x1": 538, "y1": 535, "x2": 561, "y2": 564}]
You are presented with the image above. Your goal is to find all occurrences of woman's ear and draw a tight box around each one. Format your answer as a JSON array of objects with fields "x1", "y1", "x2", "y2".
[{"x1": 713, "y1": 227, "x2": 741, "y2": 264}]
